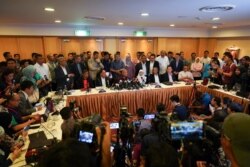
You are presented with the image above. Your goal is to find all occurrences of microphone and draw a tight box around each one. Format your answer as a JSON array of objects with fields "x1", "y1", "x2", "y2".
[{"x1": 40, "y1": 122, "x2": 57, "y2": 144}]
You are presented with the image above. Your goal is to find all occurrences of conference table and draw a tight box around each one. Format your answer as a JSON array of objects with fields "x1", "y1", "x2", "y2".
[
  {"x1": 66, "y1": 82, "x2": 197, "y2": 121},
  {"x1": 66, "y1": 82, "x2": 249, "y2": 120},
  {"x1": 10, "y1": 81, "x2": 249, "y2": 167}
]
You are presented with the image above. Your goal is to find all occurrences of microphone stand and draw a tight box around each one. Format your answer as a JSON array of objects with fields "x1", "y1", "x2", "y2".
[{"x1": 40, "y1": 123, "x2": 57, "y2": 144}]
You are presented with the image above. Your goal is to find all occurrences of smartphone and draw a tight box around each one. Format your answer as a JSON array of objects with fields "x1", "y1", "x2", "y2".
[
  {"x1": 170, "y1": 121, "x2": 204, "y2": 140},
  {"x1": 144, "y1": 114, "x2": 155, "y2": 120},
  {"x1": 110, "y1": 122, "x2": 119, "y2": 129},
  {"x1": 78, "y1": 131, "x2": 94, "y2": 143},
  {"x1": 73, "y1": 107, "x2": 79, "y2": 112},
  {"x1": 23, "y1": 125, "x2": 30, "y2": 131},
  {"x1": 110, "y1": 146, "x2": 114, "y2": 152}
]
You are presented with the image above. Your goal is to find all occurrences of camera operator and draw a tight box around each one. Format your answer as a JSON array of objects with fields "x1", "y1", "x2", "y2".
[
  {"x1": 170, "y1": 95, "x2": 188, "y2": 121},
  {"x1": 132, "y1": 108, "x2": 151, "y2": 136},
  {"x1": 130, "y1": 108, "x2": 151, "y2": 167},
  {"x1": 60, "y1": 107, "x2": 77, "y2": 140},
  {"x1": 141, "y1": 117, "x2": 179, "y2": 167}
]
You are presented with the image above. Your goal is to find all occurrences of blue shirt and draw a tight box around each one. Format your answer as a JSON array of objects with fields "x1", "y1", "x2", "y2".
[
  {"x1": 173, "y1": 105, "x2": 188, "y2": 121},
  {"x1": 110, "y1": 60, "x2": 125, "y2": 79},
  {"x1": 202, "y1": 64, "x2": 211, "y2": 79}
]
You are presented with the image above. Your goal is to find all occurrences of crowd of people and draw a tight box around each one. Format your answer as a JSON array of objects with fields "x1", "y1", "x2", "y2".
[
  {"x1": 0, "y1": 50, "x2": 249, "y2": 167},
  {"x1": 0, "y1": 50, "x2": 249, "y2": 98}
]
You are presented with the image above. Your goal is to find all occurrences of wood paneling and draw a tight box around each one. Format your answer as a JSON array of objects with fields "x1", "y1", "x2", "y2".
[
  {"x1": 104, "y1": 38, "x2": 117, "y2": 56},
  {"x1": 0, "y1": 36, "x2": 250, "y2": 61},
  {"x1": 158, "y1": 38, "x2": 199, "y2": 59},
  {"x1": 215, "y1": 38, "x2": 250, "y2": 58},
  {"x1": 17, "y1": 37, "x2": 44, "y2": 59},
  {"x1": 61, "y1": 38, "x2": 81, "y2": 56},
  {"x1": 117, "y1": 38, "x2": 156, "y2": 61},
  {"x1": 0, "y1": 37, "x2": 19, "y2": 61},
  {"x1": 43, "y1": 37, "x2": 61, "y2": 56},
  {"x1": 180, "y1": 38, "x2": 199, "y2": 59},
  {"x1": 198, "y1": 38, "x2": 217, "y2": 57},
  {"x1": 80, "y1": 38, "x2": 103, "y2": 53}
]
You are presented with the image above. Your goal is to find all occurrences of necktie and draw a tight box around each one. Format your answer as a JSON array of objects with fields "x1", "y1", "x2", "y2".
[{"x1": 77, "y1": 64, "x2": 82, "y2": 75}]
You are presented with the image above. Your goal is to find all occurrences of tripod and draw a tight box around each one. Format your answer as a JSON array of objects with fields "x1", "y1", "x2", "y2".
[{"x1": 113, "y1": 116, "x2": 132, "y2": 167}]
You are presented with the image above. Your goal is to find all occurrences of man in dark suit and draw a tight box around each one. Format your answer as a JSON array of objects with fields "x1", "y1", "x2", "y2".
[
  {"x1": 146, "y1": 54, "x2": 160, "y2": 76},
  {"x1": 55, "y1": 57, "x2": 75, "y2": 90},
  {"x1": 170, "y1": 53, "x2": 184, "y2": 79},
  {"x1": 18, "y1": 80, "x2": 40, "y2": 116},
  {"x1": 95, "y1": 69, "x2": 111, "y2": 87},
  {"x1": 135, "y1": 55, "x2": 148, "y2": 76},
  {"x1": 70, "y1": 55, "x2": 87, "y2": 89},
  {"x1": 160, "y1": 65, "x2": 177, "y2": 83},
  {"x1": 147, "y1": 67, "x2": 163, "y2": 84}
]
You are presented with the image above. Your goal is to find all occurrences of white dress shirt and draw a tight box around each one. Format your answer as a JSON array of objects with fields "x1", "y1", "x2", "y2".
[
  {"x1": 168, "y1": 73, "x2": 173, "y2": 82},
  {"x1": 61, "y1": 66, "x2": 68, "y2": 75},
  {"x1": 156, "y1": 56, "x2": 170, "y2": 74},
  {"x1": 154, "y1": 75, "x2": 160, "y2": 84},
  {"x1": 178, "y1": 71, "x2": 194, "y2": 80},
  {"x1": 141, "y1": 62, "x2": 147, "y2": 75},
  {"x1": 34, "y1": 63, "x2": 51, "y2": 81},
  {"x1": 201, "y1": 57, "x2": 211, "y2": 65},
  {"x1": 101, "y1": 77, "x2": 106, "y2": 87},
  {"x1": 150, "y1": 62, "x2": 154, "y2": 74}
]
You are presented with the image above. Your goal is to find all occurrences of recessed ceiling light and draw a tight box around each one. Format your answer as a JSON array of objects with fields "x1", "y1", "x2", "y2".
[
  {"x1": 141, "y1": 13, "x2": 149, "y2": 16},
  {"x1": 44, "y1": 7, "x2": 55, "y2": 12},
  {"x1": 212, "y1": 17, "x2": 220, "y2": 21},
  {"x1": 55, "y1": 20, "x2": 61, "y2": 23},
  {"x1": 212, "y1": 26, "x2": 218, "y2": 29},
  {"x1": 170, "y1": 24, "x2": 175, "y2": 27},
  {"x1": 118, "y1": 22, "x2": 124, "y2": 25}
]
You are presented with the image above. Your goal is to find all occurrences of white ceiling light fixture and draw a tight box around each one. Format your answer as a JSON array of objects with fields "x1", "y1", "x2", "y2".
[
  {"x1": 55, "y1": 20, "x2": 61, "y2": 23},
  {"x1": 141, "y1": 13, "x2": 149, "y2": 17},
  {"x1": 84, "y1": 16, "x2": 105, "y2": 21},
  {"x1": 44, "y1": 7, "x2": 55, "y2": 12},
  {"x1": 118, "y1": 22, "x2": 124, "y2": 25},
  {"x1": 170, "y1": 24, "x2": 175, "y2": 27},
  {"x1": 212, "y1": 17, "x2": 220, "y2": 21},
  {"x1": 212, "y1": 26, "x2": 218, "y2": 29}
]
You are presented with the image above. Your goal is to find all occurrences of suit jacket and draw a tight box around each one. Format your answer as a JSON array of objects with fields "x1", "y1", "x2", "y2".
[
  {"x1": 135, "y1": 62, "x2": 148, "y2": 76},
  {"x1": 147, "y1": 74, "x2": 163, "y2": 84},
  {"x1": 18, "y1": 91, "x2": 35, "y2": 116},
  {"x1": 70, "y1": 63, "x2": 87, "y2": 89},
  {"x1": 95, "y1": 76, "x2": 110, "y2": 87},
  {"x1": 170, "y1": 60, "x2": 184, "y2": 73},
  {"x1": 160, "y1": 73, "x2": 177, "y2": 82},
  {"x1": 146, "y1": 61, "x2": 160, "y2": 76},
  {"x1": 55, "y1": 65, "x2": 73, "y2": 90}
]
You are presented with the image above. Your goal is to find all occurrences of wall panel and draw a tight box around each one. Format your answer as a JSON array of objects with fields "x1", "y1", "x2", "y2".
[
  {"x1": 43, "y1": 37, "x2": 61, "y2": 56},
  {"x1": 215, "y1": 38, "x2": 250, "y2": 58},
  {"x1": 0, "y1": 36, "x2": 250, "y2": 62},
  {"x1": 17, "y1": 37, "x2": 44, "y2": 59},
  {"x1": 0, "y1": 37, "x2": 19, "y2": 61}
]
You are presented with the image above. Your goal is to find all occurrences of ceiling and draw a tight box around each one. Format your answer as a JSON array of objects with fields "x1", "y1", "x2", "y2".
[{"x1": 1, "y1": 0, "x2": 250, "y2": 29}]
